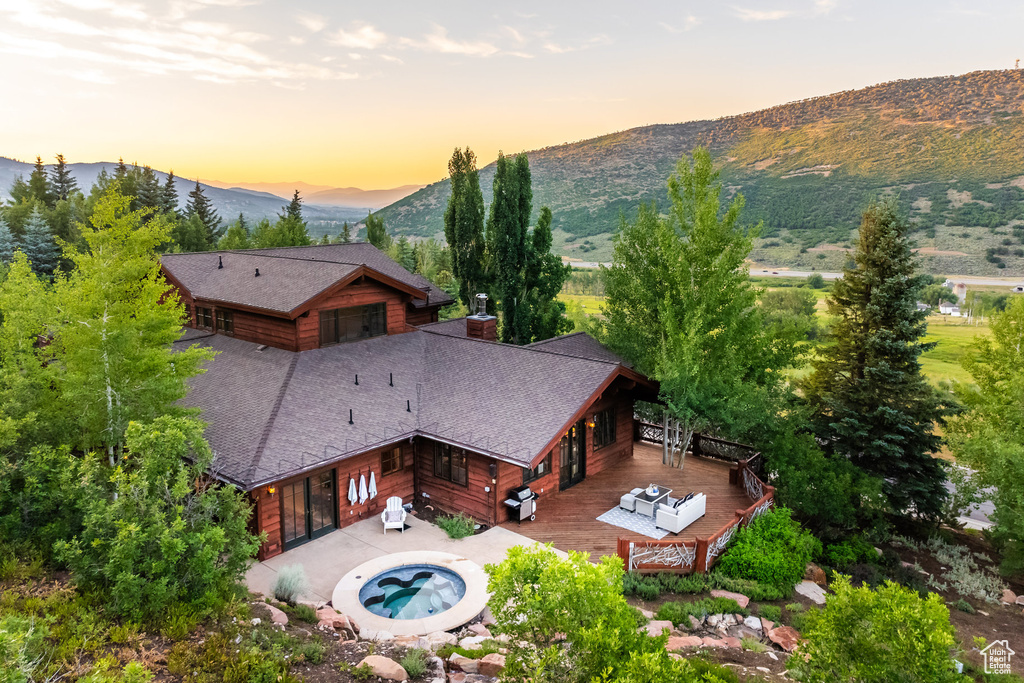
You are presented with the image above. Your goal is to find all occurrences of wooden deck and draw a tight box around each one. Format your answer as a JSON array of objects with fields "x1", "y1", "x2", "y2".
[{"x1": 499, "y1": 441, "x2": 752, "y2": 560}]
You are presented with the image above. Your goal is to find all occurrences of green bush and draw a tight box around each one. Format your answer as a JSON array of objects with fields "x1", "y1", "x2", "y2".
[
  {"x1": 280, "y1": 602, "x2": 318, "y2": 624},
  {"x1": 0, "y1": 614, "x2": 49, "y2": 683},
  {"x1": 400, "y1": 648, "x2": 430, "y2": 678},
  {"x1": 656, "y1": 597, "x2": 748, "y2": 626},
  {"x1": 273, "y1": 566, "x2": 310, "y2": 605},
  {"x1": 823, "y1": 537, "x2": 877, "y2": 570},
  {"x1": 952, "y1": 598, "x2": 975, "y2": 614},
  {"x1": 758, "y1": 604, "x2": 781, "y2": 624},
  {"x1": 785, "y1": 602, "x2": 804, "y2": 613},
  {"x1": 349, "y1": 663, "x2": 375, "y2": 681},
  {"x1": 437, "y1": 639, "x2": 502, "y2": 660},
  {"x1": 789, "y1": 606, "x2": 818, "y2": 632},
  {"x1": 437, "y1": 513, "x2": 476, "y2": 539},
  {"x1": 706, "y1": 572, "x2": 784, "y2": 601},
  {"x1": 715, "y1": 507, "x2": 821, "y2": 593},
  {"x1": 787, "y1": 575, "x2": 965, "y2": 682},
  {"x1": 294, "y1": 639, "x2": 327, "y2": 665}
]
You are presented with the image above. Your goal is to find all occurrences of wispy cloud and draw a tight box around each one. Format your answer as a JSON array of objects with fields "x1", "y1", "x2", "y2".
[
  {"x1": 330, "y1": 23, "x2": 388, "y2": 50},
  {"x1": 660, "y1": 15, "x2": 701, "y2": 33},
  {"x1": 296, "y1": 12, "x2": 326, "y2": 33},
  {"x1": 403, "y1": 25, "x2": 499, "y2": 57},
  {"x1": 380, "y1": 54, "x2": 403, "y2": 64},
  {"x1": 543, "y1": 34, "x2": 612, "y2": 54},
  {"x1": 813, "y1": 0, "x2": 838, "y2": 14},
  {"x1": 732, "y1": 7, "x2": 793, "y2": 21}
]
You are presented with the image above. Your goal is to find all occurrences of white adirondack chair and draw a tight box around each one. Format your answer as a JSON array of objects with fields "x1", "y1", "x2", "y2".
[{"x1": 381, "y1": 496, "x2": 407, "y2": 534}]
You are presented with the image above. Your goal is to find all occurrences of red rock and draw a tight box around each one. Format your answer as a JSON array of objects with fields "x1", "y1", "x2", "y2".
[
  {"x1": 265, "y1": 603, "x2": 288, "y2": 626},
  {"x1": 710, "y1": 589, "x2": 750, "y2": 608},
  {"x1": 644, "y1": 620, "x2": 674, "y2": 637},
  {"x1": 468, "y1": 623, "x2": 492, "y2": 638},
  {"x1": 356, "y1": 655, "x2": 407, "y2": 681},
  {"x1": 768, "y1": 626, "x2": 801, "y2": 652},
  {"x1": 760, "y1": 617, "x2": 775, "y2": 632},
  {"x1": 478, "y1": 653, "x2": 506, "y2": 677},
  {"x1": 723, "y1": 636, "x2": 743, "y2": 649},
  {"x1": 666, "y1": 636, "x2": 703, "y2": 649},
  {"x1": 702, "y1": 637, "x2": 728, "y2": 648},
  {"x1": 804, "y1": 563, "x2": 827, "y2": 586},
  {"x1": 1001, "y1": 589, "x2": 1017, "y2": 605}
]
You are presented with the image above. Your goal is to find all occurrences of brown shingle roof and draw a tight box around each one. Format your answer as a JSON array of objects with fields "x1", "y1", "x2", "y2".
[
  {"x1": 177, "y1": 328, "x2": 631, "y2": 489},
  {"x1": 161, "y1": 243, "x2": 454, "y2": 315},
  {"x1": 527, "y1": 331, "x2": 632, "y2": 367}
]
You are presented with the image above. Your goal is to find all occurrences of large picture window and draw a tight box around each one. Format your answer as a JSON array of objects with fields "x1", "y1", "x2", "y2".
[
  {"x1": 381, "y1": 447, "x2": 403, "y2": 476},
  {"x1": 593, "y1": 407, "x2": 617, "y2": 450},
  {"x1": 319, "y1": 303, "x2": 387, "y2": 346},
  {"x1": 216, "y1": 309, "x2": 234, "y2": 335},
  {"x1": 433, "y1": 443, "x2": 468, "y2": 486},
  {"x1": 523, "y1": 453, "x2": 552, "y2": 484},
  {"x1": 196, "y1": 306, "x2": 213, "y2": 330}
]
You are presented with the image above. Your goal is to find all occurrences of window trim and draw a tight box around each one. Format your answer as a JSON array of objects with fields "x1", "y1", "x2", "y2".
[
  {"x1": 433, "y1": 443, "x2": 468, "y2": 487},
  {"x1": 195, "y1": 306, "x2": 213, "y2": 330},
  {"x1": 319, "y1": 302, "x2": 387, "y2": 346},
  {"x1": 381, "y1": 446, "x2": 404, "y2": 476},
  {"x1": 215, "y1": 309, "x2": 234, "y2": 336},
  {"x1": 593, "y1": 406, "x2": 617, "y2": 450},
  {"x1": 523, "y1": 453, "x2": 552, "y2": 484}
]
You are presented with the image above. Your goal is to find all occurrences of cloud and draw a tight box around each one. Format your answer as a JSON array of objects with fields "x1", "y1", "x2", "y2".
[
  {"x1": 732, "y1": 7, "x2": 793, "y2": 21},
  {"x1": 403, "y1": 25, "x2": 499, "y2": 57},
  {"x1": 543, "y1": 34, "x2": 612, "y2": 54},
  {"x1": 660, "y1": 15, "x2": 701, "y2": 33},
  {"x1": 330, "y1": 24, "x2": 387, "y2": 50},
  {"x1": 54, "y1": 0, "x2": 147, "y2": 20},
  {"x1": 813, "y1": 0, "x2": 838, "y2": 14},
  {"x1": 296, "y1": 12, "x2": 326, "y2": 33},
  {"x1": 380, "y1": 54, "x2": 403, "y2": 64}
]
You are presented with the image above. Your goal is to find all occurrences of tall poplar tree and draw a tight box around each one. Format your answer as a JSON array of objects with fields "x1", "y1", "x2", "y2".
[
  {"x1": 803, "y1": 198, "x2": 947, "y2": 518},
  {"x1": 49, "y1": 153, "x2": 78, "y2": 201},
  {"x1": 488, "y1": 152, "x2": 533, "y2": 344},
  {"x1": 185, "y1": 180, "x2": 221, "y2": 246},
  {"x1": 443, "y1": 147, "x2": 488, "y2": 309},
  {"x1": 22, "y1": 206, "x2": 61, "y2": 279}
]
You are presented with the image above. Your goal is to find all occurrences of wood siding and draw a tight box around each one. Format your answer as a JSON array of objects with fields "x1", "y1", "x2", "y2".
[
  {"x1": 406, "y1": 307, "x2": 439, "y2": 327},
  {"x1": 415, "y1": 440, "x2": 500, "y2": 526},
  {"x1": 295, "y1": 278, "x2": 407, "y2": 351},
  {"x1": 224, "y1": 306, "x2": 298, "y2": 350}
]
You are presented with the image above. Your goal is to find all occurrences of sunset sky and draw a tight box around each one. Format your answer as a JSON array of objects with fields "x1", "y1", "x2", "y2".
[{"x1": 1, "y1": 0, "x2": 1021, "y2": 189}]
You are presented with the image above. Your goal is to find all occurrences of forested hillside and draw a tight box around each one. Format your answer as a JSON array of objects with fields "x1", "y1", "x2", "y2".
[{"x1": 378, "y1": 69, "x2": 1024, "y2": 276}]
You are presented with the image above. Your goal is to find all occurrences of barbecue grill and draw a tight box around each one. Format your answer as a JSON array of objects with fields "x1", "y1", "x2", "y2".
[{"x1": 504, "y1": 485, "x2": 538, "y2": 524}]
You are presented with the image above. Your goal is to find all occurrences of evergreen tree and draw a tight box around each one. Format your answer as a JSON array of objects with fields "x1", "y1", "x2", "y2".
[
  {"x1": 443, "y1": 147, "x2": 488, "y2": 309},
  {"x1": 137, "y1": 166, "x2": 162, "y2": 215},
  {"x1": 392, "y1": 236, "x2": 416, "y2": 272},
  {"x1": 21, "y1": 206, "x2": 61, "y2": 278},
  {"x1": 49, "y1": 153, "x2": 78, "y2": 202},
  {"x1": 217, "y1": 214, "x2": 251, "y2": 250},
  {"x1": 28, "y1": 156, "x2": 54, "y2": 207},
  {"x1": 185, "y1": 180, "x2": 221, "y2": 247},
  {"x1": 0, "y1": 216, "x2": 16, "y2": 263},
  {"x1": 161, "y1": 171, "x2": 180, "y2": 217},
  {"x1": 488, "y1": 152, "x2": 533, "y2": 344},
  {"x1": 112, "y1": 158, "x2": 138, "y2": 204},
  {"x1": 365, "y1": 211, "x2": 391, "y2": 250},
  {"x1": 803, "y1": 198, "x2": 947, "y2": 519},
  {"x1": 340, "y1": 221, "x2": 352, "y2": 243},
  {"x1": 285, "y1": 190, "x2": 303, "y2": 221},
  {"x1": 172, "y1": 214, "x2": 212, "y2": 252},
  {"x1": 524, "y1": 207, "x2": 572, "y2": 341}
]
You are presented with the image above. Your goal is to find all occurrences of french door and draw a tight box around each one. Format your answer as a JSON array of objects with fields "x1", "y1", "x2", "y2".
[
  {"x1": 282, "y1": 471, "x2": 336, "y2": 549},
  {"x1": 559, "y1": 419, "x2": 586, "y2": 490}
]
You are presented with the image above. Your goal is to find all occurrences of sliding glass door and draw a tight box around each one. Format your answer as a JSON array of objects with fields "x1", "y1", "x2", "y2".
[
  {"x1": 559, "y1": 419, "x2": 586, "y2": 490},
  {"x1": 282, "y1": 471, "x2": 336, "y2": 549}
]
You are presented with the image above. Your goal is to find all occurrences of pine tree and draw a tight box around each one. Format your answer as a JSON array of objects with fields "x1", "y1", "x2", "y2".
[
  {"x1": 340, "y1": 221, "x2": 352, "y2": 243},
  {"x1": 185, "y1": 180, "x2": 221, "y2": 247},
  {"x1": 217, "y1": 214, "x2": 251, "y2": 250},
  {"x1": 488, "y1": 152, "x2": 532, "y2": 344},
  {"x1": 803, "y1": 198, "x2": 948, "y2": 518},
  {"x1": 21, "y1": 205, "x2": 61, "y2": 278},
  {"x1": 0, "y1": 216, "x2": 16, "y2": 263},
  {"x1": 365, "y1": 211, "x2": 391, "y2": 250},
  {"x1": 28, "y1": 156, "x2": 55, "y2": 207},
  {"x1": 49, "y1": 153, "x2": 78, "y2": 201},
  {"x1": 137, "y1": 166, "x2": 162, "y2": 215},
  {"x1": 443, "y1": 147, "x2": 488, "y2": 309},
  {"x1": 285, "y1": 190, "x2": 303, "y2": 221},
  {"x1": 161, "y1": 171, "x2": 180, "y2": 217}
]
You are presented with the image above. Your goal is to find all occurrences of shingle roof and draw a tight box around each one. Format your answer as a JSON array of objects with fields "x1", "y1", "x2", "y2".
[
  {"x1": 527, "y1": 332, "x2": 632, "y2": 367},
  {"x1": 416, "y1": 317, "x2": 470, "y2": 338},
  {"x1": 177, "y1": 327, "x2": 632, "y2": 489},
  {"x1": 161, "y1": 243, "x2": 454, "y2": 315}
]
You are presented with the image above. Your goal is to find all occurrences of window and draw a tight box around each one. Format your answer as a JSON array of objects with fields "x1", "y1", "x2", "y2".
[
  {"x1": 196, "y1": 306, "x2": 213, "y2": 330},
  {"x1": 523, "y1": 453, "x2": 552, "y2": 484},
  {"x1": 593, "y1": 407, "x2": 617, "y2": 450},
  {"x1": 381, "y1": 447, "x2": 403, "y2": 476},
  {"x1": 319, "y1": 303, "x2": 387, "y2": 346},
  {"x1": 433, "y1": 443, "x2": 467, "y2": 486},
  {"x1": 215, "y1": 309, "x2": 234, "y2": 335}
]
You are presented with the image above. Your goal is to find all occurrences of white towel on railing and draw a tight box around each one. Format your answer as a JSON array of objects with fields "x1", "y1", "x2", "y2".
[
  {"x1": 368, "y1": 471, "x2": 378, "y2": 499},
  {"x1": 347, "y1": 478, "x2": 357, "y2": 505},
  {"x1": 358, "y1": 474, "x2": 368, "y2": 504}
]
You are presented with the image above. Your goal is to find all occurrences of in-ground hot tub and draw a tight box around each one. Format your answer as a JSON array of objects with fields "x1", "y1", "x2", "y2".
[{"x1": 332, "y1": 551, "x2": 488, "y2": 636}]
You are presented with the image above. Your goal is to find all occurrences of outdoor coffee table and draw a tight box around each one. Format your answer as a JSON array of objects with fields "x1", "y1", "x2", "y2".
[{"x1": 634, "y1": 486, "x2": 672, "y2": 517}]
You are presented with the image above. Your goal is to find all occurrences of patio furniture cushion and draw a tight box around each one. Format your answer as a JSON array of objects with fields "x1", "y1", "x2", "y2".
[
  {"x1": 385, "y1": 509, "x2": 404, "y2": 523},
  {"x1": 655, "y1": 493, "x2": 706, "y2": 534},
  {"x1": 630, "y1": 487, "x2": 644, "y2": 495},
  {"x1": 620, "y1": 493, "x2": 638, "y2": 512}
]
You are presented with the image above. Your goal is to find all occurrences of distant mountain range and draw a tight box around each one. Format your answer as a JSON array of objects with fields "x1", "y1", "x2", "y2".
[
  {"x1": 377, "y1": 69, "x2": 1024, "y2": 277},
  {"x1": 202, "y1": 180, "x2": 423, "y2": 209}
]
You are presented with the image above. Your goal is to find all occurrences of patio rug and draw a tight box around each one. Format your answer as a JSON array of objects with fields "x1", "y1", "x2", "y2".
[{"x1": 596, "y1": 506, "x2": 668, "y2": 540}]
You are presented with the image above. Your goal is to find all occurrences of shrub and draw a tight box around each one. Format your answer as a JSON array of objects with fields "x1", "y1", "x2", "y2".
[
  {"x1": 294, "y1": 639, "x2": 327, "y2": 665},
  {"x1": 0, "y1": 615, "x2": 49, "y2": 683},
  {"x1": 350, "y1": 663, "x2": 375, "y2": 681},
  {"x1": 281, "y1": 602, "x2": 318, "y2": 624},
  {"x1": 706, "y1": 573, "x2": 784, "y2": 601},
  {"x1": 437, "y1": 513, "x2": 475, "y2": 540},
  {"x1": 715, "y1": 507, "x2": 821, "y2": 593},
  {"x1": 823, "y1": 537, "x2": 876, "y2": 570},
  {"x1": 437, "y1": 639, "x2": 502, "y2": 660},
  {"x1": 953, "y1": 598, "x2": 975, "y2": 614},
  {"x1": 273, "y1": 566, "x2": 310, "y2": 605},
  {"x1": 785, "y1": 602, "x2": 804, "y2": 613},
  {"x1": 789, "y1": 606, "x2": 818, "y2": 633},
  {"x1": 742, "y1": 636, "x2": 768, "y2": 652},
  {"x1": 787, "y1": 575, "x2": 964, "y2": 683},
  {"x1": 656, "y1": 597, "x2": 747, "y2": 626},
  {"x1": 400, "y1": 648, "x2": 430, "y2": 678},
  {"x1": 758, "y1": 604, "x2": 781, "y2": 624}
]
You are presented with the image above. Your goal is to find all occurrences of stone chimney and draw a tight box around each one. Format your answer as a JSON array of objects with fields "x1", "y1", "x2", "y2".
[{"x1": 466, "y1": 293, "x2": 497, "y2": 341}]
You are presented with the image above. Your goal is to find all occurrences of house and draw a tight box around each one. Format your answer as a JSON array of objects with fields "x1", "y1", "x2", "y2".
[
  {"x1": 163, "y1": 244, "x2": 657, "y2": 560},
  {"x1": 916, "y1": 302, "x2": 930, "y2": 311},
  {"x1": 939, "y1": 302, "x2": 960, "y2": 316}
]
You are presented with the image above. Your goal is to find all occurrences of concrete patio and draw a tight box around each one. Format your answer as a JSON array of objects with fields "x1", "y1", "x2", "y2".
[{"x1": 246, "y1": 512, "x2": 565, "y2": 603}]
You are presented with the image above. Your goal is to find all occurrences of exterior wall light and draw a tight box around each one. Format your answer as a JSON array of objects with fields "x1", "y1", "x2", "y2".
[{"x1": 267, "y1": 486, "x2": 276, "y2": 496}]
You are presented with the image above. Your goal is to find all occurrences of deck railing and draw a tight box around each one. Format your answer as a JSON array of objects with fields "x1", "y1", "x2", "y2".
[
  {"x1": 617, "y1": 446, "x2": 774, "y2": 574},
  {"x1": 634, "y1": 420, "x2": 763, "y2": 475}
]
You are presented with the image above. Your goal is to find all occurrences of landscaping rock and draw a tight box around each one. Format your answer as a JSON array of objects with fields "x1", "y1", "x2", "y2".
[
  {"x1": 359, "y1": 627, "x2": 394, "y2": 642},
  {"x1": 459, "y1": 635, "x2": 489, "y2": 649},
  {"x1": 639, "y1": 608, "x2": 655, "y2": 619},
  {"x1": 707, "y1": 614, "x2": 720, "y2": 627},
  {"x1": 428, "y1": 655, "x2": 446, "y2": 679},
  {"x1": 760, "y1": 617, "x2": 775, "y2": 632},
  {"x1": 688, "y1": 615, "x2": 702, "y2": 630},
  {"x1": 710, "y1": 589, "x2": 750, "y2": 608},
  {"x1": 250, "y1": 618, "x2": 261, "y2": 626},
  {"x1": 804, "y1": 563, "x2": 827, "y2": 586},
  {"x1": 701, "y1": 637, "x2": 728, "y2": 648},
  {"x1": 768, "y1": 625, "x2": 801, "y2": 652},
  {"x1": 1001, "y1": 589, "x2": 1017, "y2": 605},
  {"x1": 480, "y1": 606, "x2": 496, "y2": 626},
  {"x1": 795, "y1": 580, "x2": 827, "y2": 605},
  {"x1": 478, "y1": 653, "x2": 506, "y2": 677},
  {"x1": 426, "y1": 630, "x2": 459, "y2": 650},
  {"x1": 449, "y1": 653, "x2": 479, "y2": 673},
  {"x1": 356, "y1": 655, "x2": 407, "y2": 681},
  {"x1": 723, "y1": 636, "x2": 742, "y2": 649},
  {"x1": 644, "y1": 620, "x2": 674, "y2": 637},
  {"x1": 468, "y1": 623, "x2": 492, "y2": 638},
  {"x1": 448, "y1": 674, "x2": 498, "y2": 683},
  {"x1": 394, "y1": 635, "x2": 431, "y2": 649},
  {"x1": 768, "y1": 651, "x2": 779, "y2": 661},
  {"x1": 743, "y1": 615, "x2": 763, "y2": 632},
  {"x1": 1017, "y1": 596, "x2": 1024, "y2": 607},
  {"x1": 667, "y1": 635, "x2": 704, "y2": 649},
  {"x1": 265, "y1": 603, "x2": 288, "y2": 627}
]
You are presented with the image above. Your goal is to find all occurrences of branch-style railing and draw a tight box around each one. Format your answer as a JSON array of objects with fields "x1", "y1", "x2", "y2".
[
  {"x1": 634, "y1": 420, "x2": 763, "y2": 476},
  {"x1": 617, "y1": 435, "x2": 775, "y2": 574}
]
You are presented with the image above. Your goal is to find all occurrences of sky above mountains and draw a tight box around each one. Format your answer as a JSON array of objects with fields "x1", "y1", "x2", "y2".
[{"x1": 1, "y1": 0, "x2": 1021, "y2": 188}]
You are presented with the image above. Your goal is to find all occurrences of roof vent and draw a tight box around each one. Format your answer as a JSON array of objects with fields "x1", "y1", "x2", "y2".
[
  {"x1": 474, "y1": 293, "x2": 488, "y2": 317},
  {"x1": 218, "y1": 255, "x2": 223, "y2": 269},
  {"x1": 254, "y1": 268, "x2": 260, "y2": 277}
]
